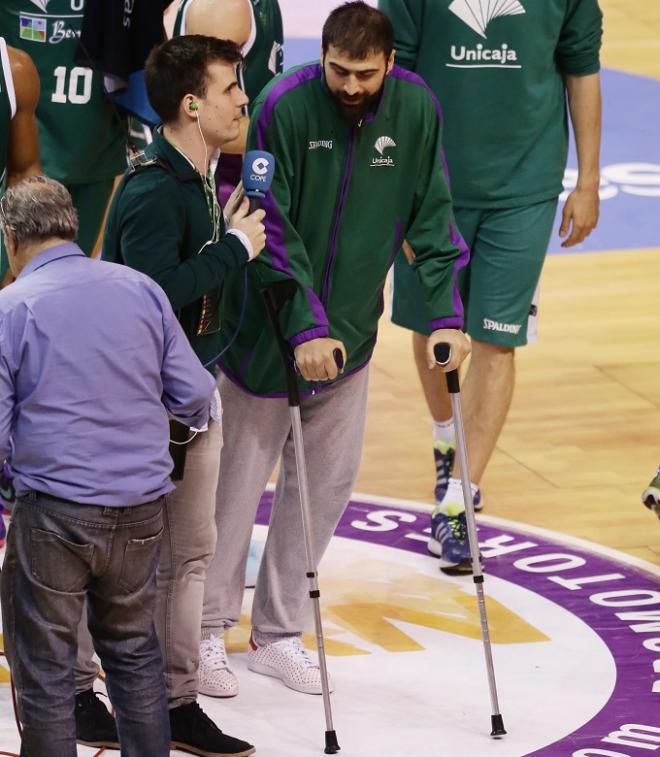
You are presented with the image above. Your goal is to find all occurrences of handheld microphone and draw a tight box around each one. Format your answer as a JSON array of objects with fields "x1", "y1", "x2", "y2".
[{"x1": 242, "y1": 150, "x2": 276, "y2": 213}]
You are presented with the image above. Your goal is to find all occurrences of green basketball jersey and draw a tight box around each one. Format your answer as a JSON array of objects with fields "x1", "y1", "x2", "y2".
[
  {"x1": 174, "y1": 0, "x2": 283, "y2": 101},
  {"x1": 0, "y1": 38, "x2": 16, "y2": 189},
  {"x1": 0, "y1": 0, "x2": 126, "y2": 184}
]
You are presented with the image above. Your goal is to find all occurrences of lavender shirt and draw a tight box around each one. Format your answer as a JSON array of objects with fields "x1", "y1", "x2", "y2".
[{"x1": 0, "y1": 243, "x2": 215, "y2": 506}]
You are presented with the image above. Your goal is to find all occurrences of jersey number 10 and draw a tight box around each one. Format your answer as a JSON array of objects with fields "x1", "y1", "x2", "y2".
[{"x1": 51, "y1": 66, "x2": 92, "y2": 105}]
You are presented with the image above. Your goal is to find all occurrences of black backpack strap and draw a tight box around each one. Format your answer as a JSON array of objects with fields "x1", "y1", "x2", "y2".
[
  {"x1": 124, "y1": 151, "x2": 173, "y2": 182},
  {"x1": 112, "y1": 152, "x2": 175, "y2": 264}
]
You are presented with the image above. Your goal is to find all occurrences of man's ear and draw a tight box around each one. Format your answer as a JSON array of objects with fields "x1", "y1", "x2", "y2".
[
  {"x1": 181, "y1": 93, "x2": 199, "y2": 121},
  {"x1": 4, "y1": 229, "x2": 18, "y2": 275},
  {"x1": 386, "y1": 49, "x2": 396, "y2": 75}
]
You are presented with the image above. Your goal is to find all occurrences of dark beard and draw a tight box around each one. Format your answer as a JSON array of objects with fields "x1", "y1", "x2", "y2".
[{"x1": 332, "y1": 87, "x2": 383, "y2": 124}]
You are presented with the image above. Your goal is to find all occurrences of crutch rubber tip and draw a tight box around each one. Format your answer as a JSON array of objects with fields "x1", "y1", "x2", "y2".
[
  {"x1": 490, "y1": 714, "x2": 506, "y2": 738},
  {"x1": 324, "y1": 730, "x2": 340, "y2": 753}
]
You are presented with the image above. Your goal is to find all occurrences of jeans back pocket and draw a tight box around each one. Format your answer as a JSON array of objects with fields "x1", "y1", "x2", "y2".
[
  {"x1": 30, "y1": 528, "x2": 94, "y2": 593},
  {"x1": 118, "y1": 527, "x2": 164, "y2": 594}
]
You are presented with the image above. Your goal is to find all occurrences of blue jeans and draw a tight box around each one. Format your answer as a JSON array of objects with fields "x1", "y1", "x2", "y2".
[
  {"x1": 75, "y1": 421, "x2": 224, "y2": 706},
  {"x1": 0, "y1": 491, "x2": 170, "y2": 757}
]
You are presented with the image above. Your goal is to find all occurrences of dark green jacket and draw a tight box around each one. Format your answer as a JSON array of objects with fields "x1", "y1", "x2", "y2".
[
  {"x1": 102, "y1": 130, "x2": 249, "y2": 367},
  {"x1": 379, "y1": 0, "x2": 603, "y2": 208},
  {"x1": 218, "y1": 63, "x2": 468, "y2": 397}
]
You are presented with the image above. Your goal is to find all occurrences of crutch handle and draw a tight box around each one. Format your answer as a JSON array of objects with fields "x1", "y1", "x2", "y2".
[
  {"x1": 293, "y1": 348, "x2": 344, "y2": 376},
  {"x1": 262, "y1": 283, "x2": 346, "y2": 408},
  {"x1": 433, "y1": 343, "x2": 460, "y2": 394}
]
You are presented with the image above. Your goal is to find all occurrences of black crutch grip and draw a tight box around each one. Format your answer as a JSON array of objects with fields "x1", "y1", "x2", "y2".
[
  {"x1": 295, "y1": 349, "x2": 343, "y2": 375},
  {"x1": 433, "y1": 343, "x2": 460, "y2": 394},
  {"x1": 261, "y1": 283, "x2": 345, "y2": 408}
]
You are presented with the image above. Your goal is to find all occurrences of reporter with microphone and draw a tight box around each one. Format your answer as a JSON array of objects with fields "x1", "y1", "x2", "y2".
[
  {"x1": 98, "y1": 35, "x2": 261, "y2": 757},
  {"x1": 200, "y1": 2, "x2": 470, "y2": 701}
]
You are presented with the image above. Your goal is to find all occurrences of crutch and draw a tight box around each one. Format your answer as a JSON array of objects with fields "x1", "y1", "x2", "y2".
[
  {"x1": 261, "y1": 281, "x2": 341, "y2": 755},
  {"x1": 434, "y1": 342, "x2": 506, "y2": 738}
]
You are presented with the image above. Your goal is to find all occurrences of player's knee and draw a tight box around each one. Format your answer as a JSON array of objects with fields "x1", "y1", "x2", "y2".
[{"x1": 471, "y1": 338, "x2": 515, "y2": 366}]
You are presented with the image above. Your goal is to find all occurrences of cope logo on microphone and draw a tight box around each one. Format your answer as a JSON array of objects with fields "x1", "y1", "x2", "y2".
[
  {"x1": 249, "y1": 157, "x2": 271, "y2": 184},
  {"x1": 242, "y1": 150, "x2": 275, "y2": 197},
  {"x1": 252, "y1": 157, "x2": 269, "y2": 176}
]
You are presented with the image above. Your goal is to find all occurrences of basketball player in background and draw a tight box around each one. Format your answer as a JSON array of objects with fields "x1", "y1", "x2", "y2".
[
  {"x1": 0, "y1": 36, "x2": 40, "y2": 542},
  {"x1": 379, "y1": 0, "x2": 603, "y2": 570},
  {"x1": 0, "y1": 0, "x2": 126, "y2": 267},
  {"x1": 0, "y1": 39, "x2": 40, "y2": 189}
]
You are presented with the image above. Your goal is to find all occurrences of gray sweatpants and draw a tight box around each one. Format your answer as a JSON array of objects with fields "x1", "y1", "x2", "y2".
[{"x1": 202, "y1": 367, "x2": 369, "y2": 642}]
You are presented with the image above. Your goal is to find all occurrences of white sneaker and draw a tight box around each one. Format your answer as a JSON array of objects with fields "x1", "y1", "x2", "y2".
[
  {"x1": 247, "y1": 636, "x2": 334, "y2": 695},
  {"x1": 198, "y1": 633, "x2": 239, "y2": 698}
]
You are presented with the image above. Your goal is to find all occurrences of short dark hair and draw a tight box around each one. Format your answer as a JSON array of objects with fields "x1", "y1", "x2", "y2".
[
  {"x1": 322, "y1": 2, "x2": 394, "y2": 60},
  {"x1": 145, "y1": 35, "x2": 243, "y2": 124}
]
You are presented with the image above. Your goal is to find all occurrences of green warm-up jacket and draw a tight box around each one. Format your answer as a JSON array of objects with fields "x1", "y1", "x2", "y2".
[
  {"x1": 219, "y1": 63, "x2": 469, "y2": 397},
  {"x1": 102, "y1": 130, "x2": 250, "y2": 369}
]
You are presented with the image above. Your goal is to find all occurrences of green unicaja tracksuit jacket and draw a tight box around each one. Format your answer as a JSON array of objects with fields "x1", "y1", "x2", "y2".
[{"x1": 218, "y1": 63, "x2": 468, "y2": 397}]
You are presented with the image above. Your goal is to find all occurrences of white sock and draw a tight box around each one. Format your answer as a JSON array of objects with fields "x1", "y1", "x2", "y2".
[
  {"x1": 433, "y1": 418, "x2": 455, "y2": 446},
  {"x1": 433, "y1": 478, "x2": 479, "y2": 516}
]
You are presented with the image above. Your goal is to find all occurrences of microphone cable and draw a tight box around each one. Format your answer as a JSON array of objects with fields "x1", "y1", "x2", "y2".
[
  {"x1": 191, "y1": 103, "x2": 251, "y2": 371},
  {"x1": 203, "y1": 264, "x2": 249, "y2": 370}
]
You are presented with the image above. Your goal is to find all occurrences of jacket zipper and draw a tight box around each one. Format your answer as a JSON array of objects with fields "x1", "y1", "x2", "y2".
[
  {"x1": 320, "y1": 123, "x2": 359, "y2": 307},
  {"x1": 312, "y1": 120, "x2": 361, "y2": 396}
]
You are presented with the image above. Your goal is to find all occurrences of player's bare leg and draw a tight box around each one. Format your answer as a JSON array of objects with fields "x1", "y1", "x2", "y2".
[{"x1": 455, "y1": 339, "x2": 515, "y2": 485}]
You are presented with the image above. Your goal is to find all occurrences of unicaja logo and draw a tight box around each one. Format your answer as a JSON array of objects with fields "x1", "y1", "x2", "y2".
[
  {"x1": 448, "y1": 0, "x2": 525, "y2": 39},
  {"x1": 375, "y1": 136, "x2": 396, "y2": 156},
  {"x1": 371, "y1": 136, "x2": 396, "y2": 167},
  {"x1": 450, "y1": 42, "x2": 518, "y2": 66},
  {"x1": 447, "y1": 0, "x2": 525, "y2": 69}
]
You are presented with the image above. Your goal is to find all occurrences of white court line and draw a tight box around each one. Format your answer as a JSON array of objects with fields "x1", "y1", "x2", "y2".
[
  {"x1": 351, "y1": 489, "x2": 660, "y2": 578},
  {"x1": 264, "y1": 483, "x2": 660, "y2": 577}
]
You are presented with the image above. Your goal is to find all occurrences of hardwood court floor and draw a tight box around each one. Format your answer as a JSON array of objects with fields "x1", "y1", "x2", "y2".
[
  {"x1": 357, "y1": 0, "x2": 660, "y2": 565},
  {"x1": 360, "y1": 250, "x2": 660, "y2": 564}
]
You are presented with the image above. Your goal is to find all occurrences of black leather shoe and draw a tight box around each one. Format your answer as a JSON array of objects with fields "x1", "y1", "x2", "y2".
[
  {"x1": 75, "y1": 689, "x2": 120, "y2": 748},
  {"x1": 169, "y1": 701, "x2": 255, "y2": 756}
]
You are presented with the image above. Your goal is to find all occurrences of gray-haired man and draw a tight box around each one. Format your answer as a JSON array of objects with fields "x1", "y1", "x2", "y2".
[{"x1": 0, "y1": 176, "x2": 216, "y2": 757}]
